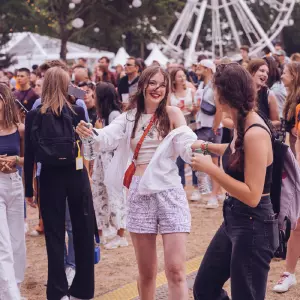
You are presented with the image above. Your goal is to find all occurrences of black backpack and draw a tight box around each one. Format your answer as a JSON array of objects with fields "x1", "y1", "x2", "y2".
[{"x1": 31, "y1": 106, "x2": 77, "y2": 166}]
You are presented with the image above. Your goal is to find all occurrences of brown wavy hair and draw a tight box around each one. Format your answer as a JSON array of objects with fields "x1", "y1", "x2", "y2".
[
  {"x1": 0, "y1": 83, "x2": 20, "y2": 128},
  {"x1": 247, "y1": 59, "x2": 268, "y2": 76},
  {"x1": 127, "y1": 65, "x2": 171, "y2": 139},
  {"x1": 283, "y1": 62, "x2": 300, "y2": 121},
  {"x1": 213, "y1": 63, "x2": 256, "y2": 170},
  {"x1": 169, "y1": 67, "x2": 186, "y2": 92}
]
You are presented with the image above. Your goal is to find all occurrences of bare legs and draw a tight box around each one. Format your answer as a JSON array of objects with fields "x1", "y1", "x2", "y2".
[
  {"x1": 131, "y1": 232, "x2": 188, "y2": 300},
  {"x1": 286, "y1": 219, "x2": 300, "y2": 274}
]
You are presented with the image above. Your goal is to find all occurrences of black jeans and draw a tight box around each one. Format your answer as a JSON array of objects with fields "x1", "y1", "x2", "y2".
[
  {"x1": 40, "y1": 165, "x2": 95, "y2": 300},
  {"x1": 193, "y1": 195, "x2": 279, "y2": 300}
]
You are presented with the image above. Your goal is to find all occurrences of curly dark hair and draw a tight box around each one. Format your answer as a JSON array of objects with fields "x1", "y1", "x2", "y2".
[
  {"x1": 213, "y1": 63, "x2": 256, "y2": 170},
  {"x1": 127, "y1": 65, "x2": 171, "y2": 139}
]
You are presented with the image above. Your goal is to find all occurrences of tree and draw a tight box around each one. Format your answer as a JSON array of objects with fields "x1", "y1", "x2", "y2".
[{"x1": 0, "y1": 0, "x2": 38, "y2": 67}]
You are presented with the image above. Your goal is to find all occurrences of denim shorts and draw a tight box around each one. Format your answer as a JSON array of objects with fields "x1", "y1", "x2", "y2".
[{"x1": 127, "y1": 176, "x2": 191, "y2": 234}]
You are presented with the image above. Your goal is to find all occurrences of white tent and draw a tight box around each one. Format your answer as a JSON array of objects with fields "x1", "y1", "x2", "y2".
[
  {"x1": 112, "y1": 47, "x2": 129, "y2": 67},
  {"x1": 0, "y1": 32, "x2": 115, "y2": 69},
  {"x1": 145, "y1": 45, "x2": 169, "y2": 66}
]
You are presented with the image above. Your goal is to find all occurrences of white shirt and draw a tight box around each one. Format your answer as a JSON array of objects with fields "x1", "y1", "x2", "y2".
[{"x1": 93, "y1": 109, "x2": 197, "y2": 196}]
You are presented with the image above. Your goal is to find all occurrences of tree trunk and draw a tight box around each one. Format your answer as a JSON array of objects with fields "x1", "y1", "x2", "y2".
[
  {"x1": 60, "y1": 34, "x2": 68, "y2": 61},
  {"x1": 140, "y1": 40, "x2": 145, "y2": 59}
]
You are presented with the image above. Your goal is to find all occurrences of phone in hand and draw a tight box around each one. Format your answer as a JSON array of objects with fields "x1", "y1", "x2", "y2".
[
  {"x1": 68, "y1": 84, "x2": 86, "y2": 100},
  {"x1": 15, "y1": 99, "x2": 28, "y2": 114}
]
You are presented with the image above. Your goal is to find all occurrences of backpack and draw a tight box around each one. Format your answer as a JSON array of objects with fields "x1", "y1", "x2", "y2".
[
  {"x1": 31, "y1": 106, "x2": 77, "y2": 166},
  {"x1": 248, "y1": 119, "x2": 300, "y2": 259}
]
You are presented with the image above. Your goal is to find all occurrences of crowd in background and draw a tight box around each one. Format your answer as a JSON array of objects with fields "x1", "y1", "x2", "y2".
[{"x1": 0, "y1": 41, "x2": 300, "y2": 300}]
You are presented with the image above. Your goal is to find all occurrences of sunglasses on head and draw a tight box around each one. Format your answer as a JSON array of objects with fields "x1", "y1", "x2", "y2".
[{"x1": 77, "y1": 81, "x2": 96, "y2": 89}]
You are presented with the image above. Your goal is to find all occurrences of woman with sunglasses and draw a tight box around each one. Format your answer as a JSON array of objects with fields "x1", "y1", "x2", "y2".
[
  {"x1": 0, "y1": 83, "x2": 26, "y2": 299},
  {"x1": 191, "y1": 63, "x2": 278, "y2": 300},
  {"x1": 272, "y1": 62, "x2": 300, "y2": 293}
]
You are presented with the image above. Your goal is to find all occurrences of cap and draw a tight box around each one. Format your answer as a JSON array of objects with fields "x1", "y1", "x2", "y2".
[
  {"x1": 274, "y1": 50, "x2": 286, "y2": 56},
  {"x1": 199, "y1": 59, "x2": 216, "y2": 73}
]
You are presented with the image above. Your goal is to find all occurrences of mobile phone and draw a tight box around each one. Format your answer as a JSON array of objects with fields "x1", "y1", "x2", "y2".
[
  {"x1": 15, "y1": 99, "x2": 28, "y2": 114},
  {"x1": 68, "y1": 84, "x2": 86, "y2": 100}
]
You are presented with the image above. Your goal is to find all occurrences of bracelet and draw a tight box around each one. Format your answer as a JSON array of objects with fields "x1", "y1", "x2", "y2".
[
  {"x1": 200, "y1": 142, "x2": 211, "y2": 155},
  {"x1": 15, "y1": 155, "x2": 20, "y2": 165}
]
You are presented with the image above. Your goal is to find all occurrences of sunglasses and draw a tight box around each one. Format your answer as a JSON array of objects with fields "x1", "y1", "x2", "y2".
[
  {"x1": 124, "y1": 63, "x2": 135, "y2": 67},
  {"x1": 77, "y1": 81, "x2": 96, "y2": 89}
]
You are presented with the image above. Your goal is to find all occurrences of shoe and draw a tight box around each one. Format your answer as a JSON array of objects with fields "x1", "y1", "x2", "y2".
[
  {"x1": 104, "y1": 236, "x2": 128, "y2": 250},
  {"x1": 273, "y1": 272, "x2": 297, "y2": 293},
  {"x1": 190, "y1": 190, "x2": 202, "y2": 201},
  {"x1": 205, "y1": 197, "x2": 219, "y2": 209},
  {"x1": 65, "y1": 267, "x2": 76, "y2": 288},
  {"x1": 100, "y1": 236, "x2": 106, "y2": 245},
  {"x1": 60, "y1": 297, "x2": 69, "y2": 300},
  {"x1": 21, "y1": 297, "x2": 28, "y2": 300},
  {"x1": 119, "y1": 236, "x2": 129, "y2": 247},
  {"x1": 24, "y1": 223, "x2": 29, "y2": 234},
  {"x1": 29, "y1": 229, "x2": 43, "y2": 237},
  {"x1": 70, "y1": 296, "x2": 91, "y2": 300}
]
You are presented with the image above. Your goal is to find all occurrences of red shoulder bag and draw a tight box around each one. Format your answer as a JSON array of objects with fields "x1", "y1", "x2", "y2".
[{"x1": 123, "y1": 114, "x2": 157, "y2": 189}]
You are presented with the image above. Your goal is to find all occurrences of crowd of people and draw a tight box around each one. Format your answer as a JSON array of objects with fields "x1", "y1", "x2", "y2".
[{"x1": 0, "y1": 42, "x2": 300, "y2": 300}]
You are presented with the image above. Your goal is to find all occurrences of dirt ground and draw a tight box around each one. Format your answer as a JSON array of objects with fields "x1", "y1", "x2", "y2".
[{"x1": 22, "y1": 188, "x2": 300, "y2": 300}]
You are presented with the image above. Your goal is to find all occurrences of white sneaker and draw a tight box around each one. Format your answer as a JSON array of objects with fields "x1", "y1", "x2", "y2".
[
  {"x1": 61, "y1": 297, "x2": 69, "y2": 300},
  {"x1": 104, "y1": 236, "x2": 128, "y2": 250},
  {"x1": 119, "y1": 237, "x2": 129, "y2": 247},
  {"x1": 273, "y1": 272, "x2": 297, "y2": 293},
  {"x1": 70, "y1": 296, "x2": 91, "y2": 300},
  {"x1": 65, "y1": 267, "x2": 76, "y2": 287},
  {"x1": 205, "y1": 197, "x2": 219, "y2": 209},
  {"x1": 190, "y1": 191, "x2": 202, "y2": 201}
]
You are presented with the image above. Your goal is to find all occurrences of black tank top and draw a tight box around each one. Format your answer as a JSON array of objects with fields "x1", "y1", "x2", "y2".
[{"x1": 222, "y1": 124, "x2": 273, "y2": 194}]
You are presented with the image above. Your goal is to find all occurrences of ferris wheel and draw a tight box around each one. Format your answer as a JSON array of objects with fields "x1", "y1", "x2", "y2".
[{"x1": 162, "y1": 0, "x2": 296, "y2": 65}]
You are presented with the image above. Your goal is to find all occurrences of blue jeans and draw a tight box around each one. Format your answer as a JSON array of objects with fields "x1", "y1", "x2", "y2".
[
  {"x1": 64, "y1": 201, "x2": 75, "y2": 269},
  {"x1": 193, "y1": 195, "x2": 279, "y2": 300},
  {"x1": 176, "y1": 157, "x2": 197, "y2": 187}
]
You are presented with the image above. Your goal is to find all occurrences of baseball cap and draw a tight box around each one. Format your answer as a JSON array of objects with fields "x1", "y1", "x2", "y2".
[
  {"x1": 199, "y1": 59, "x2": 216, "y2": 73},
  {"x1": 274, "y1": 50, "x2": 286, "y2": 56}
]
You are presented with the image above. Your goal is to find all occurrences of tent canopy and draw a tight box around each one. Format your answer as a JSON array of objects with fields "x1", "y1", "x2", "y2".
[
  {"x1": 113, "y1": 47, "x2": 129, "y2": 67},
  {"x1": 145, "y1": 45, "x2": 169, "y2": 67},
  {"x1": 1, "y1": 32, "x2": 114, "y2": 69}
]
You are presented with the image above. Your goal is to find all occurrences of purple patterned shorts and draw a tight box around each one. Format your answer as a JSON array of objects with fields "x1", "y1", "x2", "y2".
[{"x1": 127, "y1": 176, "x2": 191, "y2": 234}]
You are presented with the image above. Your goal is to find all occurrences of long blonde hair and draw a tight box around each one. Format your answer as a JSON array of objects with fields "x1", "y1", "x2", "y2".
[
  {"x1": 41, "y1": 67, "x2": 72, "y2": 115},
  {"x1": 283, "y1": 62, "x2": 300, "y2": 121},
  {"x1": 0, "y1": 83, "x2": 20, "y2": 128}
]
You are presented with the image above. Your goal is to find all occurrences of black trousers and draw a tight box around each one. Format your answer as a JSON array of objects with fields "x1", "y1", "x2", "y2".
[
  {"x1": 193, "y1": 196, "x2": 279, "y2": 300},
  {"x1": 40, "y1": 165, "x2": 95, "y2": 300}
]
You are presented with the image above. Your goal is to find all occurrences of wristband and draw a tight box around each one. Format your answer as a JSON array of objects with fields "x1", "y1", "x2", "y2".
[{"x1": 15, "y1": 156, "x2": 20, "y2": 165}]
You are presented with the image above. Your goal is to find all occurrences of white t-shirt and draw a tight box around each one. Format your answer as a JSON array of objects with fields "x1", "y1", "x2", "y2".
[{"x1": 196, "y1": 81, "x2": 221, "y2": 129}]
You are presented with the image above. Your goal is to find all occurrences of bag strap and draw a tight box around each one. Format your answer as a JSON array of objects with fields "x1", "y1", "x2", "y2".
[
  {"x1": 244, "y1": 123, "x2": 272, "y2": 139},
  {"x1": 133, "y1": 114, "x2": 157, "y2": 161}
]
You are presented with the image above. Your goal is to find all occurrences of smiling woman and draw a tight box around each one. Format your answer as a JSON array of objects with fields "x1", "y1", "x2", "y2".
[
  {"x1": 76, "y1": 65, "x2": 198, "y2": 300},
  {"x1": 247, "y1": 59, "x2": 280, "y2": 127}
]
